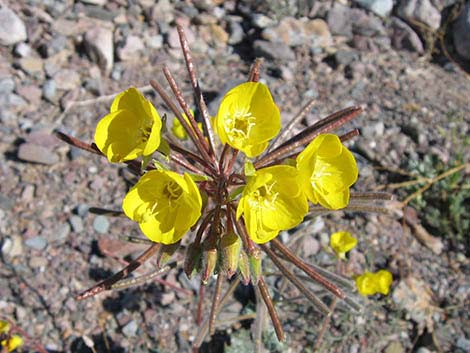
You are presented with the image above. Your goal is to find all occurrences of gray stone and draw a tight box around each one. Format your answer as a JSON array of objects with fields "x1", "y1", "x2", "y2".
[
  {"x1": 0, "y1": 77, "x2": 15, "y2": 94},
  {"x1": 354, "y1": 0, "x2": 394, "y2": 17},
  {"x1": 251, "y1": 13, "x2": 277, "y2": 28},
  {"x1": 18, "y1": 143, "x2": 59, "y2": 165},
  {"x1": 18, "y1": 57, "x2": 44, "y2": 76},
  {"x1": 80, "y1": 0, "x2": 107, "y2": 5},
  {"x1": 0, "y1": 93, "x2": 27, "y2": 109},
  {"x1": 253, "y1": 40, "x2": 296, "y2": 62},
  {"x1": 45, "y1": 35, "x2": 68, "y2": 57},
  {"x1": 83, "y1": 27, "x2": 114, "y2": 74},
  {"x1": 25, "y1": 236, "x2": 48, "y2": 251},
  {"x1": 69, "y1": 215, "x2": 84, "y2": 233},
  {"x1": 52, "y1": 223, "x2": 71, "y2": 243},
  {"x1": 327, "y1": 3, "x2": 353, "y2": 37},
  {"x1": 0, "y1": 7, "x2": 27, "y2": 46},
  {"x1": 54, "y1": 69, "x2": 81, "y2": 90},
  {"x1": 452, "y1": 2, "x2": 470, "y2": 60},
  {"x1": 227, "y1": 19, "x2": 244, "y2": 45},
  {"x1": 145, "y1": 34, "x2": 163, "y2": 49},
  {"x1": 75, "y1": 204, "x2": 89, "y2": 217},
  {"x1": 42, "y1": 79, "x2": 57, "y2": 101},
  {"x1": 391, "y1": 17, "x2": 425, "y2": 54},
  {"x1": 335, "y1": 50, "x2": 359, "y2": 66},
  {"x1": 0, "y1": 194, "x2": 14, "y2": 210},
  {"x1": 1, "y1": 235, "x2": 23, "y2": 257},
  {"x1": 456, "y1": 337, "x2": 470, "y2": 352},
  {"x1": 93, "y1": 215, "x2": 109, "y2": 234},
  {"x1": 117, "y1": 35, "x2": 145, "y2": 61},
  {"x1": 122, "y1": 320, "x2": 138, "y2": 337},
  {"x1": 397, "y1": 0, "x2": 441, "y2": 31},
  {"x1": 14, "y1": 42, "x2": 32, "y2": 57}
]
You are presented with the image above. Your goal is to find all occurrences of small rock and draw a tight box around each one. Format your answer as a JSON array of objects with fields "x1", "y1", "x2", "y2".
[
  {"x1": 25, "y1": 236, "x2": 48, "y2": 251},
  {"x1": 149, "y1": 0, "x2": 174, "y2": 24},
  {"x1": 52, "y1": 223, "x2": 71, "y2": 243},
  {"x1": 42, "y1": 79, "x2": 57, "y2": 102},
  {"x1": 302, "y1": 236, "x2": 320, "y2": 257},
  {"x1": 456, "y1": 337, "x2": 470, "y2": 352},
  {"x1": 29, "y1": 256, "x2": 48, "y2": 268},
  {"x1": 391, "y1": 17, "x2": 425, "y2": 54},
  {"x1": 452, "y1": 2, "x2": 470, "y2": 60},
  {"x1": 0, "y1": 194, "x2": 14, "y2": 210},
  {"x1": 18, "y1": 143, "x2": 59, "y2": 165},
  {"x1": 334, "y1": 50, "x2": 359, "y2": 66},
  {"x1": 227, "y1": 18, "x2": 244, "y2": 45},
  {"x1": 93, "y1": 215, "x2": 110, "y2": 234},
  {"x1": 0, "y1": 7, "x2": 27, "y2": 46},
  {"x1": 18, "y1": 57, "x2": 44, "y2": 76},
  {"x1": 1, "y1": 235, "x2": 23, "y2": 257},
  {"x1": 75, "y1": 204, "x2": 89, "y2": 217},
  {"x1": 21, "y1": 184, "x2": 35, "y2": 202},
  {"x1": 80, "y1": 0, "x2": 107, "y2": 5},
  {"x1": 69, "y1": 215, "x2": 84, "y2": 233},
  {"x1": 251, "y1": 13, "x2": 277, "y2": 28},
  {"x1": 117, "y1": 35, "x2": 145, "y2": 61},
  {"x1": 83, "y1": 27, "x2": 114, "y2": 74},
  {"x1": 0, "y1": 77, "x2": 15, "y2": 94},
  {"x1": 145, "y1": 34, "x2": 163, "y2": 49},
  {"x1": 0, "y1": 93, "x2": 27, "y2": 109},
  {"x1": 253, "y1": 40, "x2": 295, "y2": 62},
  {"x1": 327, "y1": 3, "x2": 353, "y2": 37},
  {"x1": 397, "y1": 0, "x2": 441, "y2": 31},
  {"x1": 166, "y1": 26, "x2": 195, "y2": 48},
  {"x1": 25, "y1": 129, "x2": 60, "y2": 148},
  {"x1": 354, "y1": 0, "x2": 394, "y2": 17},
  {"x1": 160, "y1": 291, "x2": 175, "y2": 306},
  {"x1": 122, "y1": 320, "x2": 139, "y2": 337},
  {"x1": 14, "y1": 42, "x2": 32, "y2": 57},
  {"x1": 17, "y1": 85, "x2": 42, "y2": 105},
  {"x1": 42, "y1": 35, "x2": 68, "y2": 58},
  {"x1": 54, "y1": 69, "x2": 81, "y2": 90},
  {"x1": 262, "y1": 17, "x2": 332, "y2": 48}
]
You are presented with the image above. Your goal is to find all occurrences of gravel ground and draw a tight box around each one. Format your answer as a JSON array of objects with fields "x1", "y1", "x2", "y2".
[{"x1": 0, "y1": 1, "x2": 469, "y2": 352}]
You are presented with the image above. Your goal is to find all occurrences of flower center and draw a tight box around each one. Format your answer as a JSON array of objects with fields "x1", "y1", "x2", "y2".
[
  {"x1": 249, "y1": 181, "x2": 278, "y2": 210},
  {"x1": 163, "y1": 180, "x2": 183, "y2": 201},
  {"x1": 226, "y1": 109, "x2": 255, "y2": 142}
]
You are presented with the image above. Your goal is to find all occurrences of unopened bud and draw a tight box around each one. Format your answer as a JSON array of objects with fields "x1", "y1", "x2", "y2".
[
  {"x1": 202, "y1": 242, "x2": 218, "y2": 285},
  {"x1": 220, "y1": 232, "x2": 241, "y2": 279},
  {"x1": 249, "y1": 248, "x2": 263, "y2": 285},
  {"x1": 184, "y1": 242, "x2": 202, "y2": 278},
  {"x1": 238, "y1": 250, "x2": 251, "y2": 285},
  {"x1": 156, "y1": 241, "x2": 180, "y2": 268}
]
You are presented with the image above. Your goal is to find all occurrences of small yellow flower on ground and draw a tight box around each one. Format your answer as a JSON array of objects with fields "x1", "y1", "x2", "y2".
[
  {"x1": 297, "y1": 134, "x2": 358, "y2": 210},
  {"x1": 1, "y1": 335, "x2": 23, "y2": 352},
  {"x1": 237, "y1": 165, "x2": 308, "y2": 244},
  {"x1": 95, "y1": 87, "x2": 162, "y2": 163},
  {"x1": 356, "y1": 270, "x2": 393, "y2": 296},
  {"x1": 123, "y1": 170, "x2": 202, "y2": 244},
  {"x1": 330, "y1": 231, "x2": 357, "y2": 259},
  {"x1": 172, "y1": 109, "x2": 203, "y2": 140},
  {"x1": 0, "y1": 320, "x2": 9, "y2": 334},
  {"x1": 214, "y1": 82, "x2": 281, "y2": 158}
]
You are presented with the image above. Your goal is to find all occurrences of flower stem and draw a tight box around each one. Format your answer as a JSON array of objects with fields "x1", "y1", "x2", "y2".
[
  {"x1": 209, "y1": 273, "x2": 223, "y2": 335},
  {"x1": 257, "y1": 277, "x2": 285, "y2": 341}
]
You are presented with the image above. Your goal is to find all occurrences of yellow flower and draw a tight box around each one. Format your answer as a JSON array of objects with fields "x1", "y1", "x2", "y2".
[
  {"x1": 330, "y1": 231, "x2": 357, "y2": 259},
  {"x1": 94, "y1": 87, "x2": 162, "y2": 163},
  {"x1": 172, "y1": 109, "x2": 204, "y2": 140},
  {"x1": 0, "y1": 320, "x2": 9, "y2": 334},
  {"x1": 214, "y1": 82, "x2": 281, "y2": 158},
  {"x1": 237, "y1": 165, "x2": 308, "y2": 244},
  {"x1": 123, "y1": 170, "x2": 202, "y2": 244},
  {"x1": 297, "y1": 134, "x2": 358, "y2": 210},
  {"x1": 356, "y1": 270, "x2": 393, "y2": 296},
  {"x1": 1, "y1": 335, "x2": 23, "y2": 352}
]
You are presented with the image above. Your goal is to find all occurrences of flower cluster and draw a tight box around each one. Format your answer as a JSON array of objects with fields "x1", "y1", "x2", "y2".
[{"x1": 57, "y1": 26, "x2": 395, "y2": 346}]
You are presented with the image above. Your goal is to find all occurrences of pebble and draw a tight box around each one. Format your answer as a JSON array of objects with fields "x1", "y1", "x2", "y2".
[
  {"x1": 54, "y1": 69, "x2": 81, "y2": 90},
  {"x1": 83, "y1": 27, "x2": 114, "y2": 74},
  {"x1": 17, "y1": 85, "x2": 42, "y2": 105},
  {"x1": 69, "y1": 215, "x2": 84, "y2": 233},
  {"x1": 29, "y1": 256, "x2": 48, "y2": 269},
  {"x1": 0, "y1": 7, "x2": 27, "y2": 46},
  {"x1": 25, "y1": 236, "x2": 48, "y2": 251},
  {"x1": 1, "y1": 235, "x2": 23, "y2": 257},
  {"x1": 122, "y1": 320, "x2": 139, "y2": 337},
  {"x1": 44, "y1": 35, "x2": 68, "y2": 57},
  {"x1": 452, "y1": 2, "x2": 470, "y2": 60},
  {"x1": 18, "y1": 143, "x2": 59, "y2": 165},
  {"x1": 160, "y1": 290, "x2": 175, "y2": 306},
  {"x1": 18, "y1": 57, "x2": 44, "y2": 76},
  {"x1": 14, "y1": 42, "x2": 32, "y2": 57},
  {"x1": 166, "y1": 26, "x2": 196, "y2": 48},
  {"x1": 251, "y1": 13, "x2": 277, "y2": 28},
  {"x1": 354, "y1": 0, "x2": 393, "y2": 17},
  {"x1": 42, "y1": 79, "x2": 57, "y2": 102},
  {"x1": 261, "y1": 17, "x2": 332, "y2": 48},
  {"x1": 253, "y1": 40, "x2": 295, "y2": 62},
  {"x1": 80, "y1": 0, "x2": 107, "y2": 5},
  {"x1": 0, "y1": 194, "x2": 14, "y2": 210},
  {"x1": 456, "y1": 337, "x2": 470, "y2": 352},
  {"x1": 0, "y1": 77, "x2": 15, "y2": 94},
  {"x1": 145, "y1": 34, "x2": 163, "y2": 49},
  {"x1": 93, "y1": 215, "x2": 110, "y2": 234},
  {"x1": 51, "y1": 223, "x2": 71, "y2": 243},
  {"x1": 117, "y1": 35, "x2": 145, "y2": 61},
  {"x1": 397, "y1": 0, "x2": 441, "y2": 31},
  {"x1": 327, "y1": 3, "x2": 353, "y2": 37},
  {"x1": 415, "y1": 348, "x2": 432, "y2": 353},
  {"x1": 25, "y1": 129, "x2": 60, "y2": 148},
  {"x1": 227, "y1": 18, "x2": 244, "y2": 45},
  {"x1": 301, "y1": 236, "x2": 320, "y2": 257},
  {"x1": 391, "y1": 18, "x2": 424, "y2": 54},
  {"x1": 334, "y1": 50, "x2": 359, "y2": 66}
]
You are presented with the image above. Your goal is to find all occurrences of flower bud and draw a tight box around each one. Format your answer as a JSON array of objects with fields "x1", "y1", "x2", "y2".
[
  {"x1": 238, "y1": 250, "x2": 251, "y2": 285},
  {"x1": 249, "y1": 248, "x2": 263, "y2": 285},
  {"x1": 201, "y1": 242, "x2": 218, "y2": 285},
  {"x1": 156, "y1": 241, "x2": 181, "y2": 268},
  {"x1": 219, "y1": 232, "x2": 241, "y2": 279},
  {"x1": 184, "y1": 242, "x2": 202, "y2": 278}
]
